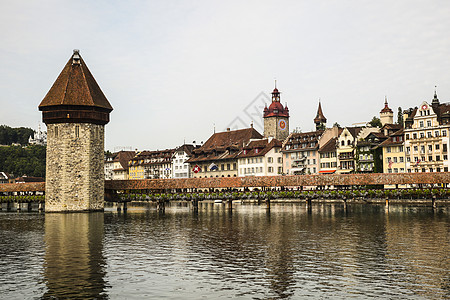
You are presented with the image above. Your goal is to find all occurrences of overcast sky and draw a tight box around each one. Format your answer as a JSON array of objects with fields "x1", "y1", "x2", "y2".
[{"x1": 1, "y1": 0, "x2": 450, "y2": 151}]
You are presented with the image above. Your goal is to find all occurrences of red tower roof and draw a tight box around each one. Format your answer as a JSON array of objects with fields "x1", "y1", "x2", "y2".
[
  {"x1": 263, "y1": 86, "x2": 289, "y2": 118},
  {"x1": 380, "y1": 97, "x2": 393, "y2": 114}
]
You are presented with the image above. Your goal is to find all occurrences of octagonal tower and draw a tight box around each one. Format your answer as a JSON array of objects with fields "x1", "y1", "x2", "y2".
[{"x1": 39, "y1": 50, "x2": 113, "y2": 212}]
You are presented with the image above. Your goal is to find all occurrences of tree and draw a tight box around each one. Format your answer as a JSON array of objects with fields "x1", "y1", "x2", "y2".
[
  {"x1": 368, "y1": 116, "x2": 382, "y2": 128},
  {"x1": 397, "y1": 107, "x2": 403, "y2": 125},
  {"x1": 0, "y1": 125, "x2": 34, "y2": 145}
]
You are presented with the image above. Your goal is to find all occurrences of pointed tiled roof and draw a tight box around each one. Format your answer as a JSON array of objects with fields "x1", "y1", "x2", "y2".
[
  {"x1": 39, "y1": 50, "x2": 113, "y2": 110},
  {"x1": 314, "y1": 101, "x2": 327, "y2": 124}
]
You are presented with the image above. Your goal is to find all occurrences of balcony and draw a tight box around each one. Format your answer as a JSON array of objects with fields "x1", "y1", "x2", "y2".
[{"x1": 339, "y1": 153, "x2": 354, "y2": 160}]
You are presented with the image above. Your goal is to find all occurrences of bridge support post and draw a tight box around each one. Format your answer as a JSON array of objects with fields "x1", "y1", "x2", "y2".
[
  {"x1": 432, "y1": 196, "x2": 436, "y2": 209},
  {"x1": 385, "y1": 197, "x2": 389, "y2": 208},
  {"x1": 123, "y1": 202, "x2": 128, "y2": 212},
  {"x1": 227, "y1": 199, "x2": 232, "y2": 210},
  {"x1": 17, "y1": 202, "x2": 21, "y2": 212},
  {"x1": 6, "y1": 202, "x2": 12, "y2": 211},
  {"x1": 157, "y1": 199, "x2": 165, "y2": 212},
  {"x1": 27, "y1": 202, "x2": 32, "y2": 212},
  {"x1": 265, "y1": 197, "x2": 270, "y2": 209},
  {"x1": 192, "y1": 199, "x2": 199, "y2": 211},
  {"x1": 38, "y1": 202, "x2": 44, "y2": 212}
]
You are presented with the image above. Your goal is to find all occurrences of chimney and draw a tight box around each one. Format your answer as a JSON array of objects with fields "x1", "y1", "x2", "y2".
[{"x1": 227, "y1": 128, "x2": 230, "y2": 131}]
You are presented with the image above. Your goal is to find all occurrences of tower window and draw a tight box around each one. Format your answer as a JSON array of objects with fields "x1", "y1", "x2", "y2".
[
  {"x1": 54, "y1": 126, "x2": 59, "y2": 138},
  {"x1": 75, "y1": 125, "x2": 80, "y2": 138}
]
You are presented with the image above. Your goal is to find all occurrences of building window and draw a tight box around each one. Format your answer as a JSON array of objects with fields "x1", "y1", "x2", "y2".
[
  {"x1": 405, "y1": 134, "x2": 410, "y2": 140},
  {"x1": 268, "y1": 167, "x2": 273, "y2": 173},
  {"x1": 428, "y1": 155, "x2": 432, "y2": 161},
  {"x1": 268, "y1": 157, "x2": 273, "y2": 163},
  {"x1": 420, "y1": 121, "x2": 424, "y2": 127},
  {"x1": 427, "y1": 120, "x2": 432, "y2": 127},
  {"x1": 387, "y1": 147, "x2": 391, "y2": 153},
  {"x1": 428, "y1": 145, "x2": 433, "y2": 152},
  {"x1": 54, "y1": 126, "x2": 59, "y2": 138},
  {"x1": 413, "y1": 133, "x2": 417, "y2": 139},
  {"x1": 427, "y1": 132, "x2": 432, "y2": 138},
  {"x1": 278, "y1": 167, "x2": 283, "y2": 174},
  {"x1": 233, "y1": 163, "x2": 236, "y2": 170},
  {"x1": 436, "y1": 155, "x2": 440, "y2": 161},
  {"x1": 420, "y1": 132, "x2": 425, "y2": 138},
  {"x1": 277, "y1": 157, "x2": 282, "y2": 164},
  {"x1": 227, "y1": 164, "x2": 230, "y2": 170},
  {"x1": 436, "y1": 144, "x2": 440, "y2": 150},
  {"x1": 435, "y1": 131, "x2": 440, "y2": 137},
  {"x1": 400, "y1": 157, "x2": 404, "y2": 163}
]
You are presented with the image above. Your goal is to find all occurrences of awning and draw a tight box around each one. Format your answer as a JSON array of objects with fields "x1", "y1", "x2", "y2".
[{"x1": 319, "y1": 170, "x2": 336, "y2": 174}]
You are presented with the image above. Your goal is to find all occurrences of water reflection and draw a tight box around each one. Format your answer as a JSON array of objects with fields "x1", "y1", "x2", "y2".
[
  {"x1": 43, "y1": 213, "x2": 107, "y2": 299},
  {"x1": 0, "y1": 204, "x2": 449, "y2": 299}
]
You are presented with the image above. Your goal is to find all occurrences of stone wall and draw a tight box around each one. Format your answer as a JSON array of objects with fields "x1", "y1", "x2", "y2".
[{"x1": 45, "y1": 123, "x2": 104, "y2": 211}]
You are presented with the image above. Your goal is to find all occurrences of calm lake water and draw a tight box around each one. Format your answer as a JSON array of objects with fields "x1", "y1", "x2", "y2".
[{"x1": 0, "y1": 202, "x2": 449, "y2": 299}]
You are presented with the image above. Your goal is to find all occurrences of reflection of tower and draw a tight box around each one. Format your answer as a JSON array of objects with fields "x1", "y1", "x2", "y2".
[
  {"x1": 380, "y1": 97, "x2": 394, "y2": 126},
  {"x1": 263, "y1": 83, "x2": 290, "y2": 141},
  {"x1": 43, "y1": 213, "x2": 106, "y2": 299},
  {"x1": 39, "y1": 50, "x2": 113, "y2": 211},
  {"x1": 314, "y1": 100, "x2": 327, "y2": 130}
]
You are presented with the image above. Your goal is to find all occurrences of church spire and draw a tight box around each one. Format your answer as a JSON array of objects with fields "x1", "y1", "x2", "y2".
[{"x1": 314, "y1": 100, "x2": 327, "y2": 130}]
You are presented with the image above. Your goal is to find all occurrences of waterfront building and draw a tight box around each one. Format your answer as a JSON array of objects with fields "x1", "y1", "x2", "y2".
[
  {"x1": 172, "y1": 144, "x2": 198, "y2": 178},
  {"x1": 378, "y1": 129, "x2": 406, "y2": 173},
  {"x1": 237, "y1": 138, "x2": 283, "y2": 176},
  {"x1": 38, "y1": 50, "x2": 113, "y2": 212},
  {"x1": 404, "y1": 91, "x2": 450, "y2": 172},
  {"x1": 104, "y1": 151, "x2": 135, "y2": 180},
  {"x1": 187, "y1": 127, "x2": 263, "y2": 178},
  {"x1": 263, "y1": 85, "x2": 290, "y2": 141},
  {"x1": 129, "y1": 149, "x2": 176, "y2": 179},
  {"x1": 282, "y1": 131, "x2": 323, "y2": 175},
  {"x1": 336, "y1": 127, "x2": 363, "y2": 173},
  {"x1": 355, "y1": 132, "x2": 387, "y2": 173},
  {"x1": 318, "y1": 137, "x2": 339, "y2": 174},
  {"x1": 336, "y1": 126, "x2": 380, "y2": 173}
]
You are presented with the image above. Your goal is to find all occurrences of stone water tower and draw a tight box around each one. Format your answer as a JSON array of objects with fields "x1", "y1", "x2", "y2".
[{"x1": 39, "y1": 50, "x2": 113, "y2": 212}]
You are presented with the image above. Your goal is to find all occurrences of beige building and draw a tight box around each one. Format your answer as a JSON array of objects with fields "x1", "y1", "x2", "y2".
[
  {"x1": 379, "y1": 129, "x2": 406, "y2": 173},
  {"x1": 282, "y1": 131, "x2": 323, "y2": 175},
  {"x1": 404, "y1": 92, "x2": 450, "y2": 173},
  {"x1": 238, "y1": 138, "x2": 283, "y2": 176}
]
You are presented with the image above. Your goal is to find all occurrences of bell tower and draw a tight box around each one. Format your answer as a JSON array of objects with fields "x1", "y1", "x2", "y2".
[
  {"x1": 380, "y1": 96, "x2": 394, "y2": 126},
  {"x1": 314, "y1": 100, "x2": 327, "y2": 130},
  {"x1": 263, "y1": 83, "x2": 290, "y2": 141},
  {"x1": 39, "y1": 50, "x2": 113, "y2": 212}
]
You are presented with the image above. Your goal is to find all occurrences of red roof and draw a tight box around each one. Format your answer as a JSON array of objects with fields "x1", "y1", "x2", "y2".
[
  {"x1": 263, "y1": 86, "x2": 289, "y2": 118},
  {"x1": 187, "y1": 127, "x2": 263, "y2": 163}
]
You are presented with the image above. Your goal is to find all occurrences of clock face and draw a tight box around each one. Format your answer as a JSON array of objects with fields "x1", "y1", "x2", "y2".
[{"x1": 278, "y1": 119, "x2": 286, "y2": 131}]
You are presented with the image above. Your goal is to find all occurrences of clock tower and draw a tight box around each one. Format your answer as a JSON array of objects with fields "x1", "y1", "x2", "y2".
[{"x1": 263, "y1": 84, "x2": 289, "y2": 141}]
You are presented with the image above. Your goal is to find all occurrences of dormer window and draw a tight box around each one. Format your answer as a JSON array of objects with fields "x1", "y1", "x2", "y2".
[{"x1": 273, "y1": 109, "x2": 278, "y2": 114}]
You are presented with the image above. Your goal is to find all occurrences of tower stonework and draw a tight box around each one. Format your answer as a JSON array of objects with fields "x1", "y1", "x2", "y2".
[
  {"x1": 263, "y1": 86, "x2": 289, "y2": 141},
  {"x1": 39, "y1": 50, "x2": 113, "y2": 212}
]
